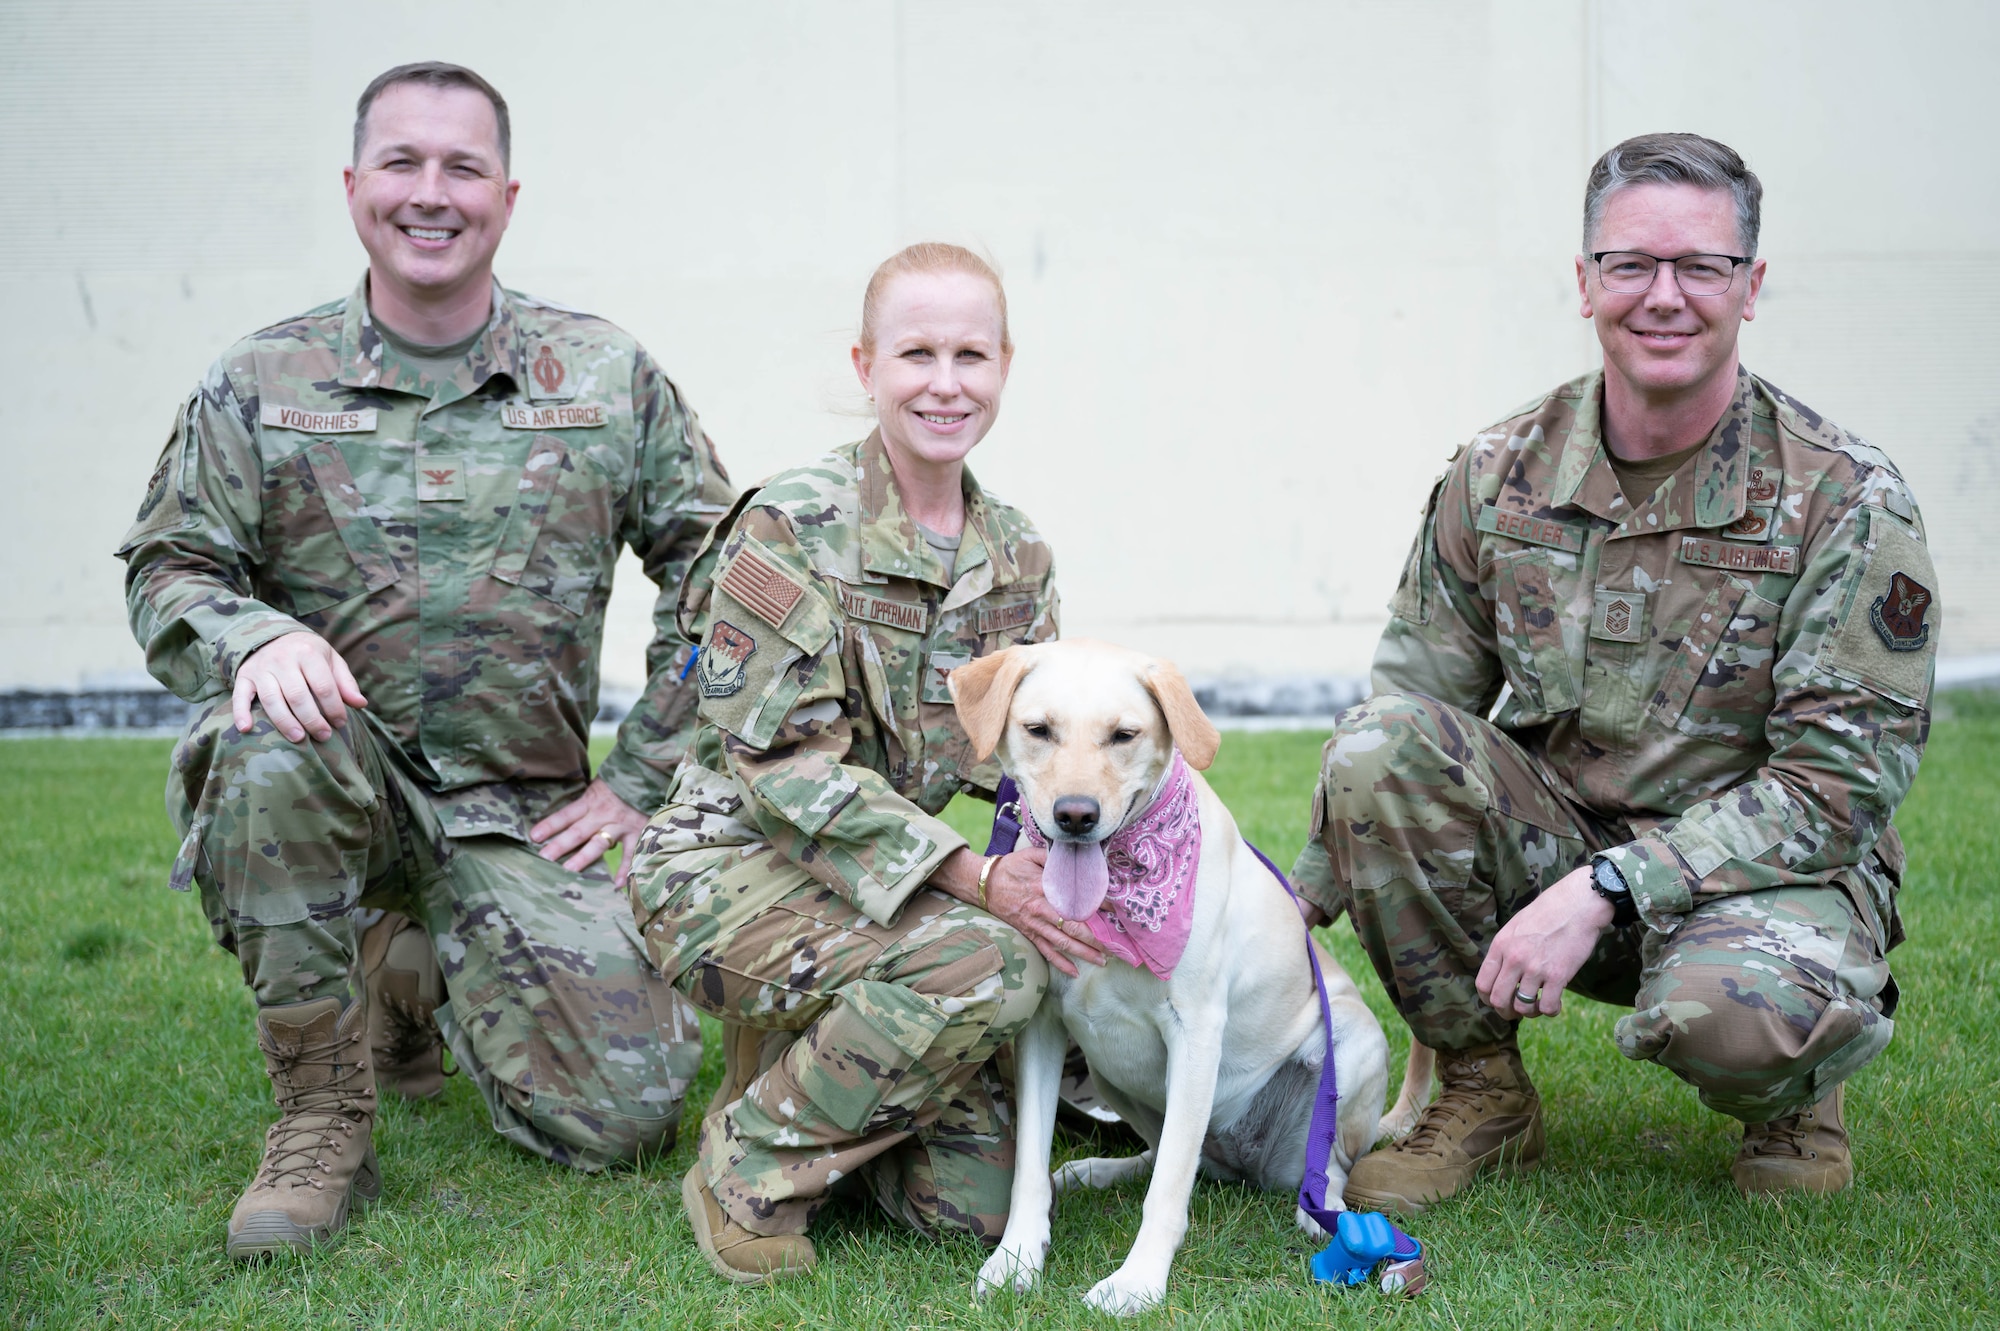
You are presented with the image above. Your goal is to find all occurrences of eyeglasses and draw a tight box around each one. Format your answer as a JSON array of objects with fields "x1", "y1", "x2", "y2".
[{"x1": 1591, "y1": 251, "x2": 1750, "y2": 296}]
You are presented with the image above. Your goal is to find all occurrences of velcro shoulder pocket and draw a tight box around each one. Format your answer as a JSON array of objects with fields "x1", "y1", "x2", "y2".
[{"x1": 1822, "y1": 506, "x2": 1937, "y2": 709}]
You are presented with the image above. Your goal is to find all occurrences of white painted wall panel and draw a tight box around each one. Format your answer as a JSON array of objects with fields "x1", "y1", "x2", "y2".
[{"x1": 1, "y1": 0, "x2": 1991, "y2": 690}]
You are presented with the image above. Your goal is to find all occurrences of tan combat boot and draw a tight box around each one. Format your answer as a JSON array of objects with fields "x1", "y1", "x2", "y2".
[
  {"x1": 1343, "y1": 1038, "x2": 1544, "y2": 1215},
  {"x1": 682, "y1": 1165, "x2": 816, "y2": 1285},
  {"x1": 226, "y1": 996, "x2": 382, "y2": 1259},
  {"x1": 1732, "y1": 1085, "x2": 1852, "y2": 1196},
  {"x1": 361, "y1": 911, "x2": 447, "y2": 1100}
]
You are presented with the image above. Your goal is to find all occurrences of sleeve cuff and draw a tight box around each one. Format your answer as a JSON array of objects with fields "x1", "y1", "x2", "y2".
[
  {"x1": 1288, "y1": 839, "x2": 1346, "y2": 923},
  {"x1": 1599, "y1": 836, "x2": 1696, "y2": 931},
  {"x1": 595, "y1": 745, "x2": 674, "y2": 818},
  {"x1": 849, "y1": 813, "x2": 968, "y2": 925},
  {"x1": 210, "y1": 612, "x2": 312, "y2": 685}
]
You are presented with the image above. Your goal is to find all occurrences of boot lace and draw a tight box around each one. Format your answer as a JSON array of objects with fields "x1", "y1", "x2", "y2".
[
  {"x1": 1744, "y1": 1103, "x2": 1817, "y2": 1160},
  {"x1": 1397, "y1": 1054, "x2": 1502, "y2": 1158},
  {"x1": 257, "y1": 1025, "x2": 369, "y2": 1190}
]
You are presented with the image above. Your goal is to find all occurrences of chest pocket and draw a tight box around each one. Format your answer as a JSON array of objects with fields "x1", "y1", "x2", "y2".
[
  {"x1": 258, "y1": 442, "x2": 401, "y2": 617},
  {"x1": 1648, "y1": 573, "x2": 1779, "y2": 748},
  {"x1": 491, "y1": 435, "x2": 615, "y2": 615},
  {"x1": 1490, "y1": 549, "x2": 1580, "y2": 716}
]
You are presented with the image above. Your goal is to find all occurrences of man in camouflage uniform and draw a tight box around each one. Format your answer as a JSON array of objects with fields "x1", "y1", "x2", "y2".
[
  {"x1": 1292, "y1": 133, "x2": 1935, "y2": 1211},
  {"x1": 116, "y1": 63, "x2": 729, "y2": 1258},
  {"x1": 628, "y1": 428, "x2": 1077, "y2": 1283}
]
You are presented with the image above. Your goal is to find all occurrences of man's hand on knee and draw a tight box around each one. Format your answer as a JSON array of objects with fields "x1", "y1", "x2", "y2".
[
  {"x1": 531, "y1": 778, "x2": 648, "y2": 885},
  {"x1": 232, "y1": 630, "x2": 368, "y2": 743},
  {"x1": 1475, "y1": 865, "x2": 1613, "y2": 1019}
]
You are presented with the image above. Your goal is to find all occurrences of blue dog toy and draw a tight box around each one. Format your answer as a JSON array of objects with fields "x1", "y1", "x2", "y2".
[{"x1": 1310, "y1": 1211, "x2": 1427, "y2": 1295}]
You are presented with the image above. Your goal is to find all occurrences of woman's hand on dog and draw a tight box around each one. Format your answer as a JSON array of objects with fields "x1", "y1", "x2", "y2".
[{"x1": 931, "y1": 847, "x2": 1106, "y2": 977}]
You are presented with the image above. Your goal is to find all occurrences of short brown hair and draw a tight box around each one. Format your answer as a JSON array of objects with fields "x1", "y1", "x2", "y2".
[
  {"x1": 353, "y1": 62, "x2": 511, "y2": 171},
  {"x1": 1584, "y1": 133, "x2": 1762, "y2": 256},
  {"x1": 859, "y1": 243, "x2": 1012, "y2": 355}
]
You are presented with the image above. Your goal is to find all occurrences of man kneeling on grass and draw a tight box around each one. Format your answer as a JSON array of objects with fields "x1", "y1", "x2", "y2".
[
  {"x1": 115, "y1": 62, "x2": 733, "y2": 1258},
  {"x1": 1292, "y1": 133, "x2": 1936, "y2": 1208}
]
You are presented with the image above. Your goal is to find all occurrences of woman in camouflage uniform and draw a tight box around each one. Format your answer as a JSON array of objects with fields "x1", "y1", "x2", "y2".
[{"x1": 626, "y1": 245, "x2": 1102, "y2": 1285}]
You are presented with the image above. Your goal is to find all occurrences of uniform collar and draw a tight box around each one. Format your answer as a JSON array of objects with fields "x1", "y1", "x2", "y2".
[
  {"x1": 337, "y1": 273, "x2": 523, "y2": 411},
  {"x1": 855, "y1": 430, "x2": 1020, "y2": 597},
  {"x1": 1553, "y1": 367, "x2": 1754, "y2": 535}
]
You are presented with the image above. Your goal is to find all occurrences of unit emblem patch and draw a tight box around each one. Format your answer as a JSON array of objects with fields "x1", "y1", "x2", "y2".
[
  {"x1": 1869, "y1": 572, "x2": 1933, "y2": 652},
  {"x1": 697, "y1": 621, "x2": 758, "y2": 697}
]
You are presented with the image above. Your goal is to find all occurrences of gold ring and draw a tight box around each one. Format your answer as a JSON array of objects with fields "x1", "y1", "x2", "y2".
[{"x1": 594, "y1": 828, "x2": 616, "y2": 841}]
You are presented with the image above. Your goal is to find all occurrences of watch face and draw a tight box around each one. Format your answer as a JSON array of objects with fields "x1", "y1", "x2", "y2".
[{"x1": 1594, "y1": 859, "x2": 1628, "y2": 895}]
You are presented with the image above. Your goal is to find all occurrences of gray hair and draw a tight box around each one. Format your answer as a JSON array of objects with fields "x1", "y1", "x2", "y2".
[
  {"x1": 1583, "y1": 133, "x2": 1762, "y2": 256},
  {"x1": 354, "y1": 62, "x2": 511, "y2": 173}
]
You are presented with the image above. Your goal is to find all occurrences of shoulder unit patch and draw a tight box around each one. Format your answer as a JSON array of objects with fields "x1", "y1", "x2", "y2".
[
  {"x1": 1869, "y1": 572, "x2": 1933, "y2": 652},
  {"x1": 697, "y1": 621, "x2": 758, "y2": 697}
]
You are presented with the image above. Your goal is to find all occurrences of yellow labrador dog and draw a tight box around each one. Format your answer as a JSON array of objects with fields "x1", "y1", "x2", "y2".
[{"x1": 952, "y1": 640, "x2": 1393, "y2": 1315}]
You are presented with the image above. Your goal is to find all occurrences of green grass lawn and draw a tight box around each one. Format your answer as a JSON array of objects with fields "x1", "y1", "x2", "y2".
[{"x1": 4, "y1": 699, "x2": 1996, "y2": 1328}]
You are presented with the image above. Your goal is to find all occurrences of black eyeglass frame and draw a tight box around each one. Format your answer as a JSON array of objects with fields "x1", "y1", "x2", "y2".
[{"x1": 1589, "y1": 250, "x2": 1754, "y2": 295}]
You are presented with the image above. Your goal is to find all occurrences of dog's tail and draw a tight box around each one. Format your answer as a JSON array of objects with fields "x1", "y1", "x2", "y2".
[{"x1": 1375, "y1": 1041, "x2": 1436, "y2": 1144}]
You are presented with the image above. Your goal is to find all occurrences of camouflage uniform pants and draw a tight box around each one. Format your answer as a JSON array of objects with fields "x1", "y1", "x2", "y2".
[
  {"x1": 1290, "y1": 693, "x2": 1896, "y2": 1122},
  {"x1": 167, "y1": 700, "x2": 701, "y2": 1170},
  {"x1": 637, "y1": 843, "x2": 1046, "y2": 1242}
]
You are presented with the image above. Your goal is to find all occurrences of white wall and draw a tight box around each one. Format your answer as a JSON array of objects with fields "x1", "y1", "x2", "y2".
[{"x1": 3, "y1": 0, "x2": 1993, "y2": 695}]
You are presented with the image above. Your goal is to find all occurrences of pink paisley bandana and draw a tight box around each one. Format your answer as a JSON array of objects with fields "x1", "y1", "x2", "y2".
[{"x1": 1023, "y1": 751, "x2": 1202, "y2": 980}]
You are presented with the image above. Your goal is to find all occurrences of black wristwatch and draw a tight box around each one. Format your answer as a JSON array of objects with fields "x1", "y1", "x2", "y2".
[{"x1": 1589, "y1": 855, "x2": 1640, "y2": 929}]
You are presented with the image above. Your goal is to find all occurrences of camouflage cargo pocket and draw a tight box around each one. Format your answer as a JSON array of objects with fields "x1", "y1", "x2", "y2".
[
  {"x1": 491, "y1": 435, "x2": 615, "y2": 616},
  {"x1": 1675, "y1": 586, "x2": 1782, "y2": 747},
  {"x1": 259, "y1": 443, "x2": 401, "y2": 616},
  {"x1": 1491, "y1": 549, "x2": 1580, "y2": 716}
]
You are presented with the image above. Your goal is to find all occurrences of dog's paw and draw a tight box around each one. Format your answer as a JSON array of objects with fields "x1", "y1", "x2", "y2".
[
  {"x1": 1377, "y1": 1106, "x2": 1423, "y2": 1144},
  {"x1": 1053, "y1": 1149, "x2": 1154, "y2": 1195},
  {"x1": 974, "y1": 1235, "x2": 1048, "y2": 1298},
  {"x1": 1082, "y1": 1266, "x2": 1167, "y2": 1317},
  {"x1": 1294, "y1": 1203, "x2": 1338, "y2": 1239}
]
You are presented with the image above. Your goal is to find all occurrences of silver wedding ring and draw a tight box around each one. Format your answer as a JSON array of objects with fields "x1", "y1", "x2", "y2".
[{"x1": 1515, "y1": 989, "x2": 1540, "y2": 1005}]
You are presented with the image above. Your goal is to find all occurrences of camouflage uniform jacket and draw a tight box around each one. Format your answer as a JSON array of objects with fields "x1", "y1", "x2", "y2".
[
  {"x1": 1376, "y1": 368, "x2": 1935, "y2": 945},
  {"x1": 639, "y1": 431, "x2": 1057, "y2": 933},
  {"x1": 117, "y1": 275, "x2": 736, "y2": 838}
]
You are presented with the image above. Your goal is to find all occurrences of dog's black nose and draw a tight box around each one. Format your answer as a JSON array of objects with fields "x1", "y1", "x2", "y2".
[{"x1": 1052, "y1": 796, "x2": 1099, "y2": 836}]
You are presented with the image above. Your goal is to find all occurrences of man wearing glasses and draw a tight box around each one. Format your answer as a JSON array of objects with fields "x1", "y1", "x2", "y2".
[{"x1": 1292, "y1": 133, "x2": 1935, "y2": 1210}]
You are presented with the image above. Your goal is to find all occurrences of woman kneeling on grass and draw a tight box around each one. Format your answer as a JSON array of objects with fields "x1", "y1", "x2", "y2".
[{"x1": 625, "y1": 243, "x2": 1102, "y2": 1285}]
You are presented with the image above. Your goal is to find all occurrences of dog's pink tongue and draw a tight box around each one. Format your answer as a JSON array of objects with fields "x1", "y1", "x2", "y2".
[{"x1": 1042, "y1": 840, "x2": 1111, "y2": 920}]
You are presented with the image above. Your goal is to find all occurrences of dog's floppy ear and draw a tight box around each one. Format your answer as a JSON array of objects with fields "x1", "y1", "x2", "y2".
[
  {"x1": 1142, "y1": 658, "x2": 1221, "y2": 770},
  {"x1": 950, "y1": 646, "x2": 1034, "y2": 761}
]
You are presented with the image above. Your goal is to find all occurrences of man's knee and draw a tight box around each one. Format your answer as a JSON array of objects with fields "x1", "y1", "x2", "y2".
[
  {"x1": 1619, "y1": 959, "x2": 1894, "y2": 1121},
  {"x1": 1317, "y1": 693, "x2": 1466, "y2": 811}
]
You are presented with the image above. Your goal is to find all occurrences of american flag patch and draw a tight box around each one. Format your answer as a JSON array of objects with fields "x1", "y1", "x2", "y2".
[{"x1": 720, "y1": 547, "x2": 805, "y2": 628}]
